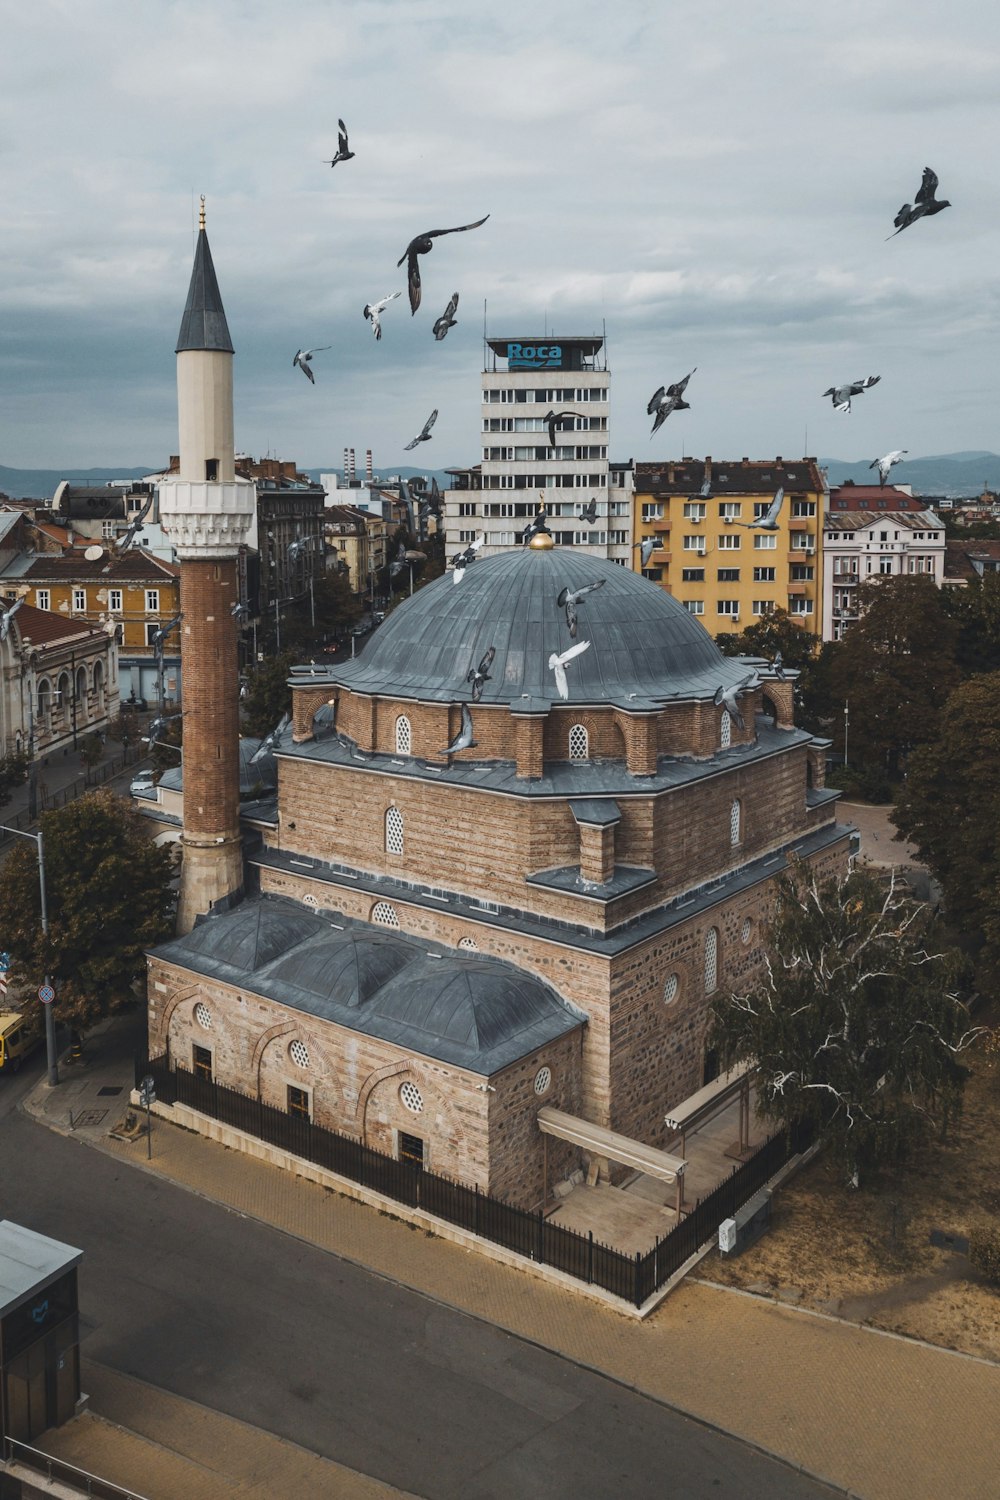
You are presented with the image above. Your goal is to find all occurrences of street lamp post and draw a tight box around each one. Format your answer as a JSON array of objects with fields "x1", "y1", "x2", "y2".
[
  {"x1": 844, "y1": 701, "x2": 850, "y2": 768},
  {"x1": 0, "y1": 822, "x2": 57, "y2": 1086}
]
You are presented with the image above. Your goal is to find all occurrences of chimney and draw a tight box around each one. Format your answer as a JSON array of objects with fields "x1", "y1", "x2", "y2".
[
  {"x1": 366, "y1": 448, "x2": 373, "y2": 483},
  {"x1": 343, "y1": 446, "x2": 349, "y2": 483}
]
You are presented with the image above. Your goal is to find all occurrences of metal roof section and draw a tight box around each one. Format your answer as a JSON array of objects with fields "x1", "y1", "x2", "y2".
[
  {"x1": 314, "y1": 548, "x2": 753, "y2": 709},
  {"x1": 537, "y1": 1108, "x2": 686, "y2": 1184},
  {"x1": 0, "y1": 1221, "x2": 82, "y2": 1313},
  {"x1": 569, "y1": 798, "x2": 621, "y2": 827},
  {"x1": 176, "y1": 227, "x2": 234, "y2": 354},
  {"x1": 153, "y1": 896, "x2": 583, "y2": 1074}
]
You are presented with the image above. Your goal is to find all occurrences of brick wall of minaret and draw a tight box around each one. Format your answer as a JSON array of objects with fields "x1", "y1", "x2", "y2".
[{"x1": 180, "y1": 558, "x2": 242, "y2": 839}]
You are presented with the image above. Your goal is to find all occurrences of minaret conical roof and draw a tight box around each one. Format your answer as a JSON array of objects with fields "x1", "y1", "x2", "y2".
[{"x1": 175, "y1": 227, "x2": 234, "y2": 354}]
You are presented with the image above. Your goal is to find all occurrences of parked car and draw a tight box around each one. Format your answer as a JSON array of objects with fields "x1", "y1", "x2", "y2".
[
  {"x1": 0, "y1": 1012, "x2": 42, "y2": 1075},
  {"x1": 130, "y1": 769, "x2": 157, "y2": 798}
]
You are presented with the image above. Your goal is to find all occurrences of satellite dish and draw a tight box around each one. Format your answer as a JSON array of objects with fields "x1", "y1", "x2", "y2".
[{"x1": 84, "y1": 544, "x2": 105, "y2": 561}]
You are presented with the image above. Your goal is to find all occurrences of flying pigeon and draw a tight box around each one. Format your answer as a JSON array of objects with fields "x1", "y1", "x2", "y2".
[
  {"x1": 397, "y1": 215, "x2": 490, "y2": 315},
  {"x1": 888, "y1": 167, "x2": 950, "y2": 239},
  {"x1": 635, "y1": 537, "x2": 656, "y2": 568},
  {"x1": 713, "y1": 673, "x2": 757, "y2": 732},
  {"x1": 363, "y1": 292, "x2": 401, "y2": 341},
  {"x1": 544, "y1": 409, "x2": 580, "y2": 451},
  {"x1": 689, "y1": 477, "x2": 712, "y2": 500},
  {"x1": 251, "y1": 713, "x2": 291, "y2": 764},
  {"x1": 432, "y1": 292, "x2": 460, "y2": 341},
  {"x1": 822, "y1": 376, "x2": 880, "y2": 414},
  {"x1": 230, "y1": 601, "x2": 250, "y2": 625},
  {"x1": 466, "y1": 646, "x2": 496, "y2": 702},
  {"x1": 293, "y1": 346, "x2": 331, "y2": 384},
  {"x1": 0, "y1": 597, "x2": 23, "y2": 642},
  {"x1": 578, "y1": 498, "x2": 598, "y2": 526},
  {"x1": 557, "y1": 579, "x2": 605, "y2": 638},
  {"x1": 648, "y1": 370, "x2": 696, "y2": 436},
  {"x1": 151, "y1": 613, "x2": 182, "y2": 652},
  {"x1": 726, "y1": 487, "x2": 786, "y2": 530},
  {"x1": 323, "y1": 119, "x2": 355, "y2": 168},
  {"x1": 118, "y1": 490, "x2": 155, "y2": 551},
  {"x1": 404, "y1": 409, "x2": 438, "y2": 451},
  {"x1": 389, "y1": 540, "x2": 408, "y2": 578},
  {"x1": 440, "y1": 702, "x2": 477, "y2": 756},
  {"x1": 549, "y1": 639, "x2": 591, "y2": 700},
  {"x1": 451, "y1": 533, "x2": 484, "y2": 583},
  {"x1": 870, "y1": 450, "x2": 907, "y2": 488},
  {"x1": 772, "y1": 651, "x2": 786, "y2": 681},
  {"x1": 521, "y1": 509, "x2": 551, "y2": 544}
]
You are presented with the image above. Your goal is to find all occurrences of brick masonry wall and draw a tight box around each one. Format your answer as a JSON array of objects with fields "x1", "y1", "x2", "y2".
[{"x1": 180, "y1": 558, "x2": 241, "y2": 840}]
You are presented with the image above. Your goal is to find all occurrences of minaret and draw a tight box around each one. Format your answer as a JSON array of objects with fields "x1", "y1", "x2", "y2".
[{"x1": 158, "y1": 200, "x2": 255, "y2": 933}]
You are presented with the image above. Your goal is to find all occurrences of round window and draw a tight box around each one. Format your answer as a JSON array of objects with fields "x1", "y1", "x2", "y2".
[
  {"x1": 400, "y1": 1081, "x2": 424, "y2": 1113},
  {"x1": 533, "y1": 1066, "x2": 551, "y2": 1096},
  {"x1": 289, "y1": 1039, "x2": 310, "y2": 1069},
  {"x1": 458, "y1": 936, "x2": 479, "y2": 951},
  {"x1": 741, "y1": 918, "x2": 753, "y2": 945},
  {"x1": 663, "y1": 973, "x2": 679, "y2": 1005},
  {"x1": 194, "y1": 1002, "x2": 212, "y2": 1030},
  {"x1": 302, "y1": 893, "x2": 319, "y2": 908}
]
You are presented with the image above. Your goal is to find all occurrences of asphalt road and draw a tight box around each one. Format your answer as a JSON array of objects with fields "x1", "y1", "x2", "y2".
[{"x1": 1, "y1": 1070, "x2": 838, "y2": 1500}]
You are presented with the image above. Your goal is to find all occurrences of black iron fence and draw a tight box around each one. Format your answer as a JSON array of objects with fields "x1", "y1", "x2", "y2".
[
  {"x1": 2, "y1": 1436, "x2": 150, "y2": 1499},
  {"x1": 137, "y1": 1057, "x2": 813, "y2": 1308}
]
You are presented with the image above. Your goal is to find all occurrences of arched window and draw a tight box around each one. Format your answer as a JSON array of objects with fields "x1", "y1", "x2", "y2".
[
  {"x1": 720, "y1": 710, "x2": 732, "y2": 749},
  {"x1": 371, "y1": 901, "x2": 400, "y2": 928},
  {"x1": 93, "y1": 659, "x2": 105, "y2": 708},
  {"x1": 458, "y1": 936, "x2": 479, "y2": 951},
  {"x1": 395, "y1": 715, "x2": 412, "y2": 755},
  {"x1": 385, "y1": 806, "x2": 404, "y2": 854},
  {"x1": 75, "y1": 666, "x2": 88, "y2": 724},
  {"x1": 704, "y1": 927, "x2": 719, "y2": 994},
  {"x1": 37, "y1": 679, "x2": 51, "y2": 725},
  {"x1": 57, "y1": 672, "x2": 70, "y2": 716},
  {"x1": 568, "y1": 723, "x2": 589, "y2": 761},
  {"x1": 730, "y1": 799, "x2": 742, "y2": 846}
]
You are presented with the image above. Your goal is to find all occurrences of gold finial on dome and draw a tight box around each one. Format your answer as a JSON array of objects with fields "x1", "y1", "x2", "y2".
[
  {"x1": 529, "y1": 530, "x2": 554, "y2": 549},
  {"x1": 199, "y1": 195, "x2": 206, "y2": 231}
]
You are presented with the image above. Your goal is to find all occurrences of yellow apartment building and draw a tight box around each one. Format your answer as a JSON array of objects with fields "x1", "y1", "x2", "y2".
[{"x1": 632, "y1": 456, "x2": 825, "y2": 641}]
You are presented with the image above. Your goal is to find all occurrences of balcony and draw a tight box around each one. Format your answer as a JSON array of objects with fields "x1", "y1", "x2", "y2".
[{"x1": 832, "y1": 573, "x2": 859, "y2": 585}]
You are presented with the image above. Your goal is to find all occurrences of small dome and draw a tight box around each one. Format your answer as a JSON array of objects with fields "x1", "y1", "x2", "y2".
[
  {"x1": 327, "y1": 547, "x2": 746, "y2": 707},
  {"x1": 179, "y1": 903, "x2": 322, "y2": 972},
  {"x1": 256, "y1": 931, "x2": 418, "y2": 1008}
]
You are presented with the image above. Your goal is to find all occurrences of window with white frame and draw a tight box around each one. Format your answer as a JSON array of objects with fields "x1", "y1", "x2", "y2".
[
  {"x1": 753, "y1": 567, "x2": 776, "y2": 582},
  {"x1": 704, "y1": 927, "x2": 719, "y2": 993},
  {"x1": 685, "y1": 600, "x2": 704, "y2": 615},
  {"x1": 72, "y1": 588, "x2": 86, "y2": 612},
  {"x1": 753, "y1": 534, "x2": 777, "y2": 549},
  {"x1": 385, "y1": 806, "x2": 404, "y2": 854},
  {"x1": 730, "y1": 799, "x2": 742, "y2": 845},
  {"x1": 108, "y1": 589, "x2": 123, "y2": 612},
  {"x1": 145, "y1": 589, "x2": 159, "y2": 613},
  {"x1": 568, "y1": 723, "x2": 589, "y2": 760},
  {"x1": 36, "y1": 589, "x2": 50, "y2": 611},
  {"x1": 720, "y1": 502, "x2": 742, "y2": 520},
  {"x1": 395, "y1": 715, "x2": 412, "y2": 754},
  {"x1": 789, "y1": 598, "x2": 814, "y2": 615},
  {"x1": 641, "y1": 503, "x2": 662, "y2": 521},
  {"x1": 790, "y1": 532, "x2": 812, "y2": 552},
  {"x1": 683, "y1": 535, "x2": 706, "y2": 553},
  {"x1": 720, "y1": 709, "x2": 732, "y2": 747},
  {"x1": 682, "y1": 502, "x2": 706, "y2": 521},
  {"x1": 791, "y1": 499, "x2": 816, "y2": 517},
  {"x1": 717, "y1": 600, "x2": 740, "y2": 616},
  {"x1": 752, "y1": 600, "x2": 776, "y2": 616},
  {"x1": 718, "y1": 533, "x2": 741, "y2": 550}
]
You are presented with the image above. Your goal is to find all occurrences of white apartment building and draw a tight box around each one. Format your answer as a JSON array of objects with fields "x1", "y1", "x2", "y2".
[
  {"x1": 443, "y1": 334, "x2": 633, "y2": 564},
  {"x1": 822, "y1": 509, "x2": 945, "y2": 641}
]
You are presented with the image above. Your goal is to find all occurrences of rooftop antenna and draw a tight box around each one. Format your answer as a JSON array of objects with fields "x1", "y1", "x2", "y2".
[{"x1": 483, "y1": 297, "x2": 487, "y2": 371}]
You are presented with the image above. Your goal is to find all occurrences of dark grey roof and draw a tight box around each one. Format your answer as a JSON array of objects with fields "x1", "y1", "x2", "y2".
[
  {"x1": 569, "y1": 798, "x2": 621, "y2": 827},
  {"x1": 152, "y1": 896, "x2": 582, "y2": 1074},
  {"x1": 323, "y1": 547, "x2": 750, "y2": 708},
  {"x1": 156, "y1": 739, "x2": 277, "y2": 797},
  {"x1": 176, "y1": 230, "x2": 234, "y2": 354}
]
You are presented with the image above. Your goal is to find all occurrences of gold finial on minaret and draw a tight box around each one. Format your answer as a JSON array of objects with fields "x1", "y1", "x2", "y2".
[{"x1": 199, "y1": 195, "x2": 206, "y2": 231}]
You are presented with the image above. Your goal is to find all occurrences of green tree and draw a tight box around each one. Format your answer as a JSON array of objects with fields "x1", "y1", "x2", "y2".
[
  {"x1": 709, "y1": 863, "x2": 977, "y2": 1184},
  {"x1": 893, "y1": 672, "x2": 1000, "y2": 981},
  {"x1": 79, "y1": 731, "x2": 104, "y2": 774},
  {"x1": 0, "y1": 750, "x2": 29, "y2": 807},
  {"x1": 938, "y1": 570, "x2": 1000, "y2": 676},
  {"x1": 716, "y1": 607, "x2": 817, "y2": 670},
  {"x1": 241, "y1": 652, "x2": 295, "y2": 738},
  {"x1": 827, "y1": 576, "x2": 959, "y2": 776},
  {"x1": 0, "y1": 789, "x2": 175, "y2": 1034}
]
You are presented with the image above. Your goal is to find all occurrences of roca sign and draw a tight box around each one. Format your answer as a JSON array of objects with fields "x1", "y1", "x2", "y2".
[{"x1": 506, "y1": 342, "x2": 563, "y2": 370}]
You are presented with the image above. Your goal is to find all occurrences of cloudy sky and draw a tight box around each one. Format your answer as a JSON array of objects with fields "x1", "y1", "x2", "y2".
[{"x1": 2, "y1": 0, "x2": 998, "y2": 473}]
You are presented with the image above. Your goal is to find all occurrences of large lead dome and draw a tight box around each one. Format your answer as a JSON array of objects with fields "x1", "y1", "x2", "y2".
[{"x1": 329, "y1": 547, "x2": 750, "y2": 708}]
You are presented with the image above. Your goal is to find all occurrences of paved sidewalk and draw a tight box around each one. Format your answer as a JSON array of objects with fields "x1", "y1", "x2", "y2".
[{"x1": 23, "y1": 1019, "x2": 1000, "y2": 1500}]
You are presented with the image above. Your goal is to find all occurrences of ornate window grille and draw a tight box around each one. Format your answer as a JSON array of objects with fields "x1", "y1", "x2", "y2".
[
  {"x1": 371, "y1": 901, "x2": 400, "y2": 928},
  {"x1": 385, "y1": 806, "x2": 404, "y2": 854},
  {"x1": 568, "y1": 723, "x2": 589, "y2": 760},
  {"x1": 704, "y1": 928, "x2": 719, "y2": 994},
  {"x1": 395, "y1": 715, "x2": 412, "y2": 754}
]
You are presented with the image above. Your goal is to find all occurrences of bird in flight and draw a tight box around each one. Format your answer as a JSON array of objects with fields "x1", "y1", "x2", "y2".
[
  {"x1": 635, "y1": 537, "x2": 656, "y2": 568},
  {"x1": 397, "y1": 216, "x2": 489, "y2": 315},
  {"x1": 324, "y1": 120, "x2": 355, "y2": 168},
  {"x1": 549, "y1": 640, "x2": 590, "y2": 701},
  {"x1": 557, "y1": 579, "x2": 605, "y2": 639},
  {"x1": 522, "y1": 509, "x2": 551, "y2": 545},
  {"x1": 293, "y1": 346, "x2": 331, "y2": 384},
  {"x1": 714, "y1": 673, "x2": 758, "y2": 732},
  {"x1": 466, "y1": 646, "x2": 496, "y2": 701},
  {"x1": 363, "y1": 292, "x2": 401, "y2": 342},
  {"x1": 870, "y1": 450, "x2": 907, "y2": 487},
  {"x1": 544, "y1": 409, "x2": 580, "y2": 451},
  {"x1": 432, "y1": 292, "x2": 460, "y2": 341},
  {"x1": 578, "y1": 498, "x2": 598, "y2": 526},
  {"x1": 451, "y1": 533, "x2": 484, "y2": 583},
  {"x1": 648, "y1": 370, "x2": 695, "y2": 436},
  {"x1": 822, "y1": 376, "x2": 880, "y2": 414},
  {"x1": 0, "y1": 597, "x2": 23, "y2": 642},
  {"x1": 118, "y1": 490, "x2": 154, "y2": 551},
  {"x1": 405, "y1": 409, "x2": 438, "y2": 451},
  {"x1": 440, "y1": 702, "x2": 477, "y2": 756},
  {"x1": 725, "y1": 488, "x2": 786, "y2": 530},
  {"x1": 888, "y1": 168, "x2": 950, "y2": 239}
]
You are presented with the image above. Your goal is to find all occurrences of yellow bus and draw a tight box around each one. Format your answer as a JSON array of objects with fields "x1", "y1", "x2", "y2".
[{"x1": 0, "y1": 1011, "x2": 41, "y2": 1074}]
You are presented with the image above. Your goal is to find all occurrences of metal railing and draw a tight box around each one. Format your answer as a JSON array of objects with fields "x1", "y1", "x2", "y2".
[
  {"x1": 2, "y1": 1435, "x2": 151, "y2": 1499},
  {"x1": 138, "y1": 1057, "x2": 813, "y2": 1308}
]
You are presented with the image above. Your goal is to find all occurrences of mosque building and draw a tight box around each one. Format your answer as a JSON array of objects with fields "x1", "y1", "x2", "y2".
[{"x1": 146, "y1": 219, "x2": 850, "y2": 1211}]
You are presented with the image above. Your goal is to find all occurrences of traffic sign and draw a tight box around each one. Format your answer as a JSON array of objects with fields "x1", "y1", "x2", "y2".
[{"x1": 38, "y1": 983, "x2": 55, "y2": 1005}]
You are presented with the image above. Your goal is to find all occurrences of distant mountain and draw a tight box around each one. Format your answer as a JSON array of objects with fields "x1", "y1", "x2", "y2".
[
  {"x1": 820, "y1": 452, "x2": 1000, "y2": 497},
  {"x1": 0, "y1": 465, "x2": 158, "y2": 501}
]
